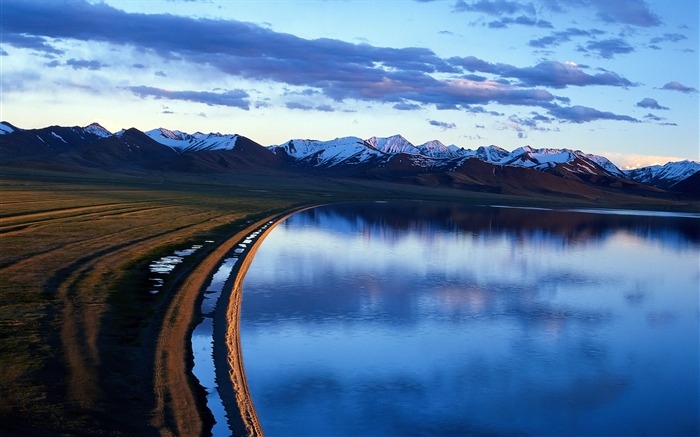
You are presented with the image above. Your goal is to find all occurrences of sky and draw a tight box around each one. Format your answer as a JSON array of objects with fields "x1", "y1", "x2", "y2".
[{"x1": 1, "y1": 0, "x2": 698, "y2": 169}]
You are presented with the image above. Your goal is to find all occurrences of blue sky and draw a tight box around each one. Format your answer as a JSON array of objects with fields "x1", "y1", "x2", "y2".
[{"x1": 1, "y1": 0, "x2": 698, "y2": 168}]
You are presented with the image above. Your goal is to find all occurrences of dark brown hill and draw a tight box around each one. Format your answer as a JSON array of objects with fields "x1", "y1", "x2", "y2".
[
  {"x1": 161, "y1": 136, "x2": 283, "y2": 173},
  {"x1": 670, "y1": 171, "x2": 700, "y2": 197},
  {"x1": 0, "y1": 124, "x2": 105, "y2": 161}
]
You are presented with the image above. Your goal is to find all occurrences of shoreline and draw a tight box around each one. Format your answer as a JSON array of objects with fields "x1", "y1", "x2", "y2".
[{"x1": 164, "y1": 206, "x2": 313, "y2": 436}]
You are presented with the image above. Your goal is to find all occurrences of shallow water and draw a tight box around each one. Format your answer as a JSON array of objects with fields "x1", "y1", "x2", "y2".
[{"x1": 239, "y1": 202, "x2": 700, "y2": 436}]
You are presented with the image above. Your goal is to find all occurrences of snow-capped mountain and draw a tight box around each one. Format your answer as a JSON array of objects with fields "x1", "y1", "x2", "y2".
[
  {"x1": 269, "y1": 137, "x2": 383, "y2": 168},
  {"x1": 2, "y1": 120, "x2": 697, "y2": 197},
  {"x1": 145, "y1": 128, "x2": 239, "y2": 153},
  {"x1": 366, "y1": 135, "x2": 420, "y2": 155},
  {"x1": 83, "y1": 122, "x2": 112, "y2": 138},
  {"x1": 417, "y1": 140, "x2": 459, "y2": 158},
  {"x1": 625, "y1": 160, "x2": 700, "y2": 188},
  {"x1": 459, "y1": 145, "x2": 511, "y2": 162}
]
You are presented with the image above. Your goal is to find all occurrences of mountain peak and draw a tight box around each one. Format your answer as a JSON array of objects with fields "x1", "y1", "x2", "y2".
[
  {"x1": 365, "y1": 135, "x2": 419, "y2": 155},
  {"x1": 145, "y1": 128, "x2": 239, "y2": 153},
  {"x1": 83, "y1": 122, "x2": 112, "y2": 138}
]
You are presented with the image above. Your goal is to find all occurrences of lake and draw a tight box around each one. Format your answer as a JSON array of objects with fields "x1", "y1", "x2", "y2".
[{"x1": 239, "y1": 201, "x2": 699, "y2": 436}]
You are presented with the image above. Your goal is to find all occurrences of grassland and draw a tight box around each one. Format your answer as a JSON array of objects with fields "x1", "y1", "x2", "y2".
[{"x1": 1, "y1": 166, "x2": 697, "y2": 435}]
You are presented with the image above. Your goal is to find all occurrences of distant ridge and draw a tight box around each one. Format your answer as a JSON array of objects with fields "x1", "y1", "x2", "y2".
[{"x1": 2, "y1": 121, "x2": 698, "y2": 198}]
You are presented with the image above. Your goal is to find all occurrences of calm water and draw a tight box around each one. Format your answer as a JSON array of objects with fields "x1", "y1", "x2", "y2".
[{"x1": 239, "y1": 202, "x2": 700, "y2": 436}]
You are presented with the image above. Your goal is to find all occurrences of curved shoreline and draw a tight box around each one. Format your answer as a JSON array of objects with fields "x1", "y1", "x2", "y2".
[
  {"x1": 155, "y1": 206, "x2": 314, "y2": 436},
  {"x1": 215, "y1": 206, "x2": 317, "y2": 436}
]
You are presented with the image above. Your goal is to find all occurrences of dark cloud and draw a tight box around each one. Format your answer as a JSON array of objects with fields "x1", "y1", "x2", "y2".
[
  {"x1": 453, "y1": 0, "x2": 535, "y2": 16},
  {"x1": 488, "y1": 15, "x2": 553, "y2": 29},
  {"x1": 636, "y1": 98, "x2": 668, "y2": 110},
  {"x1": 429, "y1": 120, "x2": 456, "y2": 130},
  {"x1": 0, "y1": 48, "x2": 8, "y2": 56},
  {"x1": 661, "y1": 81, "x2": 698, "y2": 94},
  {"x1": 393, "y1": 102, "x2": 423, "y2": 110},
  {"x1": 650, "y1": 33, "x2": 688, "y2": 44},
  {"x1": 2, "y1": 33, "x2": 64, "y2": 55},
  {"x1": 66, "y1": 58, "x2": 106, "y2": 70},
  {"x1": 464, "y1": 105, "x2": 504, "y2": 116},
  {"x1": 584, "y1": 38, "x2": 634, "y2": 59},
  {"x1": 1, "y1": 0, "x2": 641, "y2": 125},
  {"x1": 588, "y1": 0, "x2": 661, "y2": 27},
  {"x1": 547, "y1": 105, "x2": 639, "y2": 123},
  {"x1": 132, "y1": 63, "x2": 146, "y2": 69},
  {"x1": 450, "y1": 57, "x2": 634, "y2": 88},
  {"x1": 643, "y1": 113, "x2": 663, "y2": 121},
  {"x1": 45, "y1": 58, "x2": 106, "y2": 70},
  {"x1": 505, "y1": 113, "x2": 558, "y2": 134},
  {"x1": 126, "y1": 86, "x2": 250, "y2": 109},
  {"x1": 286, "y1": 102, "x2": 314, "y2": 111},
  {"x1": 529, "y1": 28, "x2": 593, "y2": 48},
  {"x1": 458, "y1": 0, "x2": 660, "y2": 27},
  {"x1": 286, "y1": 102, "x2": 337, "y2": 112}
]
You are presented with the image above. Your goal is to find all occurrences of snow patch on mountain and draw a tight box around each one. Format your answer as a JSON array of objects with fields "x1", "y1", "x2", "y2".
[
  {"x1": 0, "y1": 122, "x2": 15, "y2": 135},
  {"x1": 366, "y1": 135, "x2": 420, "y2": 155},
  {"x1": 269, "y1": 137, "x2": 383, "y2": 167},
  {"x1": 50, "y1": 131, "x2": 67, "y2": 143},
  {"x1": 584, "y1": 154, "x2": 625, "y2": 177},
  {"x1": 457, "y1": 145, "x2": 510, "y2": 162},
  {"x1": 83, "y1": 122, "x2": 112, "y2": 138},
  {"x1": 417, "y1": 140, "x2": 458, "y2": 158},
  {"x1": 625, "y1": 160, "x2": 700, "y2": 187},
  {"x1": 145, "y1": 128, "x2": 238, "y2": 153}
]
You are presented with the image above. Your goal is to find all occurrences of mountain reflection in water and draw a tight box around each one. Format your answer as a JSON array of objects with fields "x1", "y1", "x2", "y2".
[{"x1": 239, "y1": 202, "x2": 699, "y2": 436}]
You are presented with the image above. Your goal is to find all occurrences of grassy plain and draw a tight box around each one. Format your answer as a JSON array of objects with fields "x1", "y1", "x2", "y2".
[{"x1": 0, "y1": 166, "x2": 697, "y2": 435}]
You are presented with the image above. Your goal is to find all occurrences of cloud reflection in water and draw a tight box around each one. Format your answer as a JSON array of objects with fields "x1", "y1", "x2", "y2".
[{"x1": 240, "y1": 202, "x2": 699, "y2": 436}]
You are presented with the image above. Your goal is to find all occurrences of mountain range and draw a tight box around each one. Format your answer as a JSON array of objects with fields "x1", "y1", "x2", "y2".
[{"x1": 1, "y1": 121, "x2": 698, "y2": 199}]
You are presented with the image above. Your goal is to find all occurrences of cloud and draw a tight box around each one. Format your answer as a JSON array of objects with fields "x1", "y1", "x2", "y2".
[
  {"x1": 643, "y1": 113, "x2": 663, "y2": 121},
  {"x1": 636, "y1": 98, "x2": 668, "y2": 110},
  {"x1": 429, "y1": 119, "x2": 456, "y2": 130},
  {"x1": 503, "y1": 113, "x2": 558, "y2": 136},
  {"x1": 2, "y1": 32, "x2": 64, "y2": 55},
  {"x1": 393, "y1": 102, "x2": 423, "y2": 110},
  {"x1": 604, "y1": 152, "x2": 687, "y2": 170},
  {"x1": 650, "y1": 33, "x2": 688, "y2": 44},
  {"x1": 588, "y1": 0, "x2": 661, "y2": 27},
  {"x1": 661, "y1": 81, "x2": 698, "y2": 94},
  {"x1": 1, "y1": 0, "x2": 641, "y2": 125},
  {"x1": 66, "y1": 58, "x2": 106, "y2": 70},
  {"x1": 286, "y1": 102, "x2": 337, "y2": 112},
  {"x1": 529, "y1": 28, "x2": 595, "y2": 49},
  {"x1": 458, "y1": 0, "x2": 660, "y2": 27},
  {"x1": 285, "y1": 102, "x2": 313, "y2": 111},
  {"x1": 584, "y1": 38, "x2": 634, "y2": 59},
  {"x1": 453, "y1": 0, "x2": 535, "y2": 16},
  {"x1": 450, "y1": 57, "x2": 634, "y2": 88},
  {"x1": 44, "y1": 58, "x2": 107, "y2": 70},
  {"x1": 547, "y1": 105, "x2": 639, "y2": 123},
  {"x1": 488, "y1": 15, "x2": 553, "y2": 29},
  {"x1": 126, "y1": 86, "x2": 250, "y2": 109}
]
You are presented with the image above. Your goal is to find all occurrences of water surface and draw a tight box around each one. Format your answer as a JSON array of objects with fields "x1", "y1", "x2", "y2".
[{"x1": 240, "y1": 202, "x2": 699, "y2": 436}]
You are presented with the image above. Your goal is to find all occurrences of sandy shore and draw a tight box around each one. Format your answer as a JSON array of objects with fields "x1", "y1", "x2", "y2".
[{"x1": 154, "y1": 206, "x2": 312, "y2": 437}]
